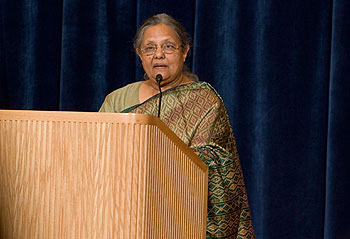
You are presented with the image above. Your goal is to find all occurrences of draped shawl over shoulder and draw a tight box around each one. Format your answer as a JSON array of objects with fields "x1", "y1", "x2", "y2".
[{"x1": 100, "y1": 81, "x2": 255, "y2": 238}]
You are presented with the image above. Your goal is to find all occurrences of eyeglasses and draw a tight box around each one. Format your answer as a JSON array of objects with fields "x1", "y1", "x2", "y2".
[{"x1": 140, "y1": 43, "x2": 182, "y2": 56}]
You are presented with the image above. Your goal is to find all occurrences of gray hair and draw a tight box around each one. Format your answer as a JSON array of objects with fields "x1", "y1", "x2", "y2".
[{"x1": 133, "y1": 13, "x2": 198, "y2": 82}]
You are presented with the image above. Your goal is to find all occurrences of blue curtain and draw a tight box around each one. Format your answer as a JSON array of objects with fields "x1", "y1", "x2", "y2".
[{"x1": 1, "y1": 0, "x2": 349, "y2": 238}]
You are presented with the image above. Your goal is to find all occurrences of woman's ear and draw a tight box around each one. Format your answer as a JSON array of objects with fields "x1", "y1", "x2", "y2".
[
  {"x1": 183, "y1": 44, "x2": 190, "y2": 61},
  {"x1": 136, "y1": 48, "x2": 143, "y2": 61}
]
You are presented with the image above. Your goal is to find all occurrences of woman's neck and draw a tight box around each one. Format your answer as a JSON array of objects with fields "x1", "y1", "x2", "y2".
[{"x1": 139, "y1": 74, "x2": 193, "y2": 103}]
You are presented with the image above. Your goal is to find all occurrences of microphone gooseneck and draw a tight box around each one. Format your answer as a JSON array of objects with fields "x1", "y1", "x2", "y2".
[{"x1": 156, "y1": 74, "x2": 163, "y2": 118}]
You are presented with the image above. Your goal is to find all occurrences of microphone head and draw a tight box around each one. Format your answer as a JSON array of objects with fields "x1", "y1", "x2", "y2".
[{"x1": 156, "y1": 74, "x2": 163, "y2": 83}]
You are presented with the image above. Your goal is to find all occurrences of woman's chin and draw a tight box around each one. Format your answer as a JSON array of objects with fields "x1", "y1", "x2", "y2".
[
  {"x1": 152, "y1": 72, "x2": 169, "y2": 80},
  {"x1": 152, "y1": 69, "x2": 168, "y2": 77}
]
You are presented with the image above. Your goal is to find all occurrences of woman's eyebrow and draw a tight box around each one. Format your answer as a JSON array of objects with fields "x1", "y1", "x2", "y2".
[{"x1": 143, "y1": 37, "x2": 175, "y2": 44}]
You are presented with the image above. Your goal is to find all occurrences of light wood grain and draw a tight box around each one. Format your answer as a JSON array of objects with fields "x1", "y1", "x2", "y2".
[{"x1": 0, "y1": 110, "x2": 208, "y2": 239}]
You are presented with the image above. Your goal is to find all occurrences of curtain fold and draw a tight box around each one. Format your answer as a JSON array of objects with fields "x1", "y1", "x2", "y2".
[
  {"x1": 1, "y1": 0, "x2": 349, "y2": 238},
  {"x1": 59, "y1": 0, "x2": 138, "y2": 111},
  {"x1": 324, "y1": 0, "x2": 350, "y2": 238},
  {"x1": 1, "y1": 0, "x2": 62, "y2": 110}
]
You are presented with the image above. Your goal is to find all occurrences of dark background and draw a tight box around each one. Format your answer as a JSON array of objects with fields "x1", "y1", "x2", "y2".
[{"x1": 1, "y1": 1, "x2": 349, "y2": 238}]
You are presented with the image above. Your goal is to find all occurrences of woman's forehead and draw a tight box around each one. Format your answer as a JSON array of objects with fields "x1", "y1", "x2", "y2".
[{"x1": 142, "y1": 24, "x2": 179, "y2": 43}]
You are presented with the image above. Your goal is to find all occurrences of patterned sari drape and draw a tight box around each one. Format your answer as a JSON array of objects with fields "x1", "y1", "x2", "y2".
[{"x1": 124, "y1": 82, "x2": 255, "y2": 238}]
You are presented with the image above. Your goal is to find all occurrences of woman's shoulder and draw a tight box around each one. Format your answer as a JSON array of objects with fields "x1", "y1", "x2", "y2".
[
  {"x1": 99, "y1": 81, "x2": 142, "y2": 113},
  {"x1": 187, "y1": 81, "x2": 225, "y2": 104},
  {"x1": 196, "y1": 81, "x2": 217, "y2": 91},
  {"x1": 107, "y1": 81, "x2": 143, "y2": 97}
]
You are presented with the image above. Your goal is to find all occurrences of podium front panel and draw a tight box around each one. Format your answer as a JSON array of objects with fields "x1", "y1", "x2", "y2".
[{"x1": 0, "y1": 110, "x2": 208, "y2": 239}]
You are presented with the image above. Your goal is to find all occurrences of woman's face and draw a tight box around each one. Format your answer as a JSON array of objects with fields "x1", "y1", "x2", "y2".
[{"x1": 137, "y1": 24, "x2": 189, "y2": 85}]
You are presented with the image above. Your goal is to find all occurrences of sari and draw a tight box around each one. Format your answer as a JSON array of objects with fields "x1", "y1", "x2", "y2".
[{"x1": 119, "y1": 81, "x2": 255, "y2": 239}]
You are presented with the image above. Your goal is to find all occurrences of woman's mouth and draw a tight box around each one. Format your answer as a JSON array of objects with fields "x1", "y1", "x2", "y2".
[{"x1": 153, "y1": 64, "x2": 167, "y2": 69}]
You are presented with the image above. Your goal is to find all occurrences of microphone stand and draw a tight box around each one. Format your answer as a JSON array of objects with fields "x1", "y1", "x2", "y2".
[{"x1": 156, "y1": 74, "x2": 163, "y2": 118}]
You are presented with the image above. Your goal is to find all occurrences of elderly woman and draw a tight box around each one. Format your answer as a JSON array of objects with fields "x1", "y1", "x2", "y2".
[{"x1": 99, "y1": 13, "x2": 255, "y2": 239}]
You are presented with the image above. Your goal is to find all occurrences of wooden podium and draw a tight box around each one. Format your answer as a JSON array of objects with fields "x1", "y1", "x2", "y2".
[{"x1": 0, "y1": 110, "x2": 208, "y2": 238}]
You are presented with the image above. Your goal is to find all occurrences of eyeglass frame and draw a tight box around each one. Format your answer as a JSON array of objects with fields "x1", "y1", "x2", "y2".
[{"x1": 139, "y1": 43, "x2": 184, "y2": 56}]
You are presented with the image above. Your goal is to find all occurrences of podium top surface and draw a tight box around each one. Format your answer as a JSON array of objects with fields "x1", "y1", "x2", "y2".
[{"x1": 0, "y1": 110, "x2": 208, "y2": 172}]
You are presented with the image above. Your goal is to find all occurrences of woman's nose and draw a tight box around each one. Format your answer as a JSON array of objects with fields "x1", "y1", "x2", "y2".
[{"x1": 154, "y1": 46, "x2": 165, "y2": 58}]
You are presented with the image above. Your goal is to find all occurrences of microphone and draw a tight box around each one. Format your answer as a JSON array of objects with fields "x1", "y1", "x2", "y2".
[
  {"x1": 156, "y1": 74, "x2": 162, "y2": 84},
  {"x1": 156, "y1": 74, "x2": 163, "y2": 118}
]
